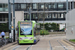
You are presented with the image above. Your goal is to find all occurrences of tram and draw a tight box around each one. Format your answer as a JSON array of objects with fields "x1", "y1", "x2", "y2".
[{"x1": 17, "y1": 21, "x2": 40, "y2": 44}]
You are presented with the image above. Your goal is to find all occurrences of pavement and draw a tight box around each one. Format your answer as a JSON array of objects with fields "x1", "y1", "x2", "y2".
[{"x1": 64, "y1": 39, "x2": 75, "y2": 46}]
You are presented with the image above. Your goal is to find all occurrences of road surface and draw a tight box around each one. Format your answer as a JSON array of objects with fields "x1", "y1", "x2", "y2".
[{"x1": 0, "y1": 34, "x2": 75, "y2": 50}]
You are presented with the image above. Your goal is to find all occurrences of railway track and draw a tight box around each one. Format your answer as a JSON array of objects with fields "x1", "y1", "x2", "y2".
[
  {"x1": 49, "y1": 40, "x2": 68, "y2": 50},
  {"x1": 0, "y1": 35, "x2": 75, "y2": 50}
]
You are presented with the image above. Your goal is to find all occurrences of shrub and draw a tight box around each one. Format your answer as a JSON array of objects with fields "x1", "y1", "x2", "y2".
[
  {"x1": 0, "y1": 23, "x2": 9, "y2": 32},
  {"x1": 40, "y1": 23, "x2": 59, "y2": 31},
  {"x1": 40, "y1": 30, "x2": 49, "y2": 35}
]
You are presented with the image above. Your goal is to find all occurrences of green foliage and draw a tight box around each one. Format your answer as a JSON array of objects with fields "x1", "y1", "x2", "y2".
[
  {"x1": 0, "y1": 23, "x2": 9, "y2": 32},
  {"x1": 40, "y1": 23, "x2": 59, "y2": 31},
  {"x1": 40, "y1": 30, "x2": 49, "y2": 35},
  {"x1": 69, "y1": 39, "x2": 75, "y2": 43},
  {"x1": 40, "y1": 23, "x2": 43, "y2": 29},
  {"x1": 5, "y1": 37, "x2": 9, "y2": 39},
  {"x1": 51, "y1": 23, "x2": 57, "y2": 31}
]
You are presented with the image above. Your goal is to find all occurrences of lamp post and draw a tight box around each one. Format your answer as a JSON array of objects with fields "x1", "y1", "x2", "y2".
[
  {"x1": 28, "y1": 7, "x2": 32, "y2": 21},
  {"x1": 72, "y1": 0, "x2": 74, "y2": 9},
  {"x1": 8, "y1": 0, "x2": 11, "y2": 39},
  {"x1": 66, "y1": 0, "x2": 68, "y2": 12},
  {"x1": 12, "y1": 0, "x2": 15, "y2": 42}
]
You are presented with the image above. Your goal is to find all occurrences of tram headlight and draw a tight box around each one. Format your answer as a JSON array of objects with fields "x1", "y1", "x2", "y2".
[
  {"x1": 20, "y1": 37, "x2": 22, "y2": 40},
  {"x1": 30, "y1": 37, "x2": 33, "y2": 40}
]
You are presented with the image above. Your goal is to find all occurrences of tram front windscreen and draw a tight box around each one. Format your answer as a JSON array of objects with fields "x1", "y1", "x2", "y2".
[{"x1": 20, "y1": 22, "x2": 32, "y2": 35}]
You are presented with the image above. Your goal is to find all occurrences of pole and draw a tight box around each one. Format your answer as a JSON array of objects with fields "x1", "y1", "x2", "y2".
[
  {"x1": 72, "y1": 0, "x2": 74, "y2": 9},
  {"x1": 29, "y1": 7, "x2": 31, "y2": 21},
  {"x1": 13, "y1": 0, "x2": 15, "y2": 42},
  {"x1": 8, "y1": 0, "x2": 11, "y2": 38},
  {"x1": 66, "y1": 0, "x2": 68, "y2": 12}
]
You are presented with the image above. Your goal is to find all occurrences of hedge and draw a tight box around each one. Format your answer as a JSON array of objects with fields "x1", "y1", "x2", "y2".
[
  {"x1": 40, "y1": 30, "x2": 49, "y2": 35},
  {"x1": 0, "y1": 23, "x2": 9, "y2": 32},
  {"x1": 40, "y1": 23, "x2": 59, "y2": 31}
]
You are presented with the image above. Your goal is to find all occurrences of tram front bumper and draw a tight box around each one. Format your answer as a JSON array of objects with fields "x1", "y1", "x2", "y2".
[{"x1": 19, "y1": 40, "x2": 34, "y2": 44}]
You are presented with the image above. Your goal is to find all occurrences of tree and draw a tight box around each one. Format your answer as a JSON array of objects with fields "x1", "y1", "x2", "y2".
[
  {"x1": 41, "y1": 12, "x2": 47, "y2": 30},
  {"x1": 37, "y1": 6, "x2": 47, "y2": 30},
  {"x1": 40, "y1": 7, "x2": 48, "y2": 30}
]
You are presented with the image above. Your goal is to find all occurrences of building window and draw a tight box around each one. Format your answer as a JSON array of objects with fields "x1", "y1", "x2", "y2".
[
  {"x1": 3, "y1": 4, "x2": 5, "y2": 11},
  {"x1": 5, "y1": 16, "x2": 8, "y2": 21},
  {"x1": 58, "y1": 13, "x2": 64, "y2": 18},
  {"x1": 33, "y1": 13, "x2": 36, "y2": 19},
  {"x1": 45, "y1": 3, "x2": 48, "y2": 10},
  {"x1": 0, "y1": 4, "x2": 2, "y2": 11},
  {"x1": 60, "y1": 13, "x2": 64, "y2": 18},
  {"x1": 52, "y1": 14, "x2": 54, "y2": 18},
  {"x1": 52, "y1": 13, "x2": 57, "y2": 18},
  {"x1": 0, "y1": 14, "x2": 8, "y2": 21},
  {"x1": 24, "y1": 13, "x2": 27, "y2": 19},
  {"x1": 41, "y1": 5, "x2": 44, "y2": 9},
  {"x1": 0, "y1": 15, "x2": 2, "y2": 21},
  {"x1": 68, "y1": 2, "x2": 70, "y2": 9},
  {"x1": 21, "y1": 4, "x2": 26, "y2": 9},
  {"x1": 45, "y1": 14, "x2": 49, "y2": 18},
  {"x1": 33, "y1": 3, "x2": 37, "y2": 9},
  {"x1": 63, "y1": 13, "x2": 66, "y2": 18},
  {"x1": 48, "y1": 3, "x2": 57, "y2": 9},
  {"x1": 18, "y1": 4, "x2": 21, "y2": 9},
  {"x1": 58, "y1": 3, "x2": 64, "y2": 8},
  {"x1": 5, "y1": 4, "x2": 8, "y2": 11},
  {"x1": 0, "y1": 4, "x2": 8, "y2": 12},
  {"x1": 58, "y1": 13, "x2": 60, "y2": 18},
  {"x1": 63, "y1": 3, "x2": 66, "y2": 10},
  {"x1": 55, "y1": 13, "x2": 57, "y2": 18},
  {"x1": 39, "y1": 3, "x2": 44, "y2": 9},
  {"x1": 27, "y1": 14, "x2": 29, "y2": 19},
  {"x1": 15, "y1": 4, "x2": 17, "y2": 10},
  {"x1": 49, "y1": 13, "x2": 51, "y2": 18}
]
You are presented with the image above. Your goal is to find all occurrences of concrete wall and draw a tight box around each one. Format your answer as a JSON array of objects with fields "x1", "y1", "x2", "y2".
[
  {"x1": 12, "y1": 11, "x2": 24, "y2": 28},
  {"x1": 66, "y1": 9, "x2": 75, "y2": 39},
  {"x1": 0, "y1": 0, "x2": 8, "y2": 3}
]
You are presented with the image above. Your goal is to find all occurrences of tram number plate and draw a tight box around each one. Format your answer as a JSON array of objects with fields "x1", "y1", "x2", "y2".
[{"x1": 24, "y1": 37, "x2": 28, "y2": 39}]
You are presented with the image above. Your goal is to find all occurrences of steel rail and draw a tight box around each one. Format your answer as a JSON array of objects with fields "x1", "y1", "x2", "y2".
[
  {"x1": 57, "y1": 40, "x2": 68, "y2": 50},
  {"x1": 49, "y1": 40, "x2": 52, "y2": 50}
]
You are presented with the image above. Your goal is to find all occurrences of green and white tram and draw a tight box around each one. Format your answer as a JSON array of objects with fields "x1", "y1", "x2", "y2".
[{"x1": 17, "y1": 21, "x2": 40, "y2": 44}]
